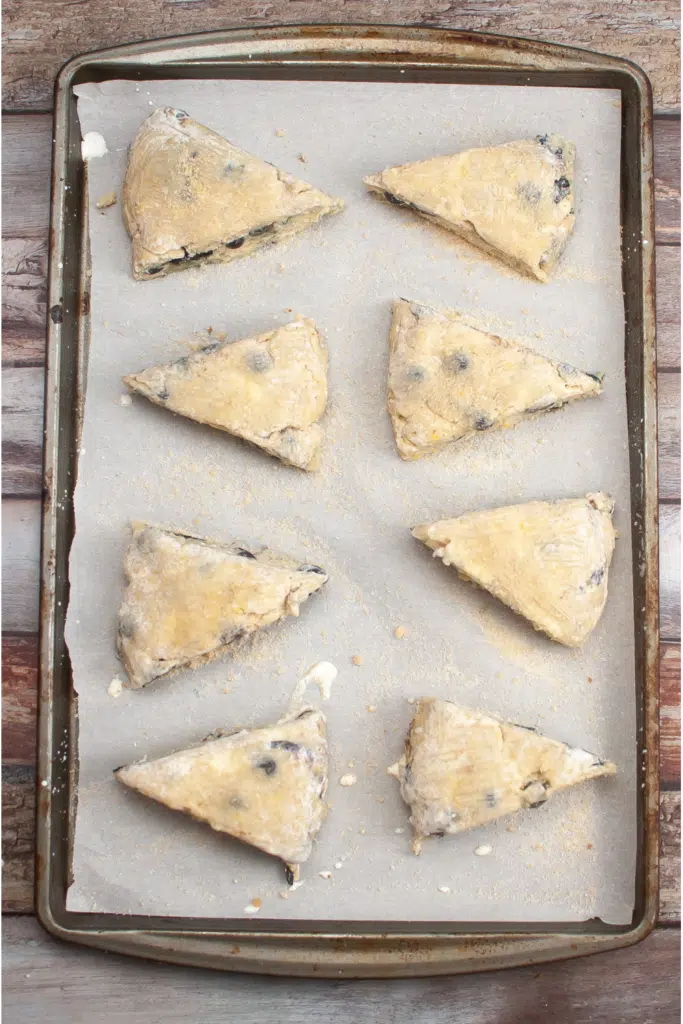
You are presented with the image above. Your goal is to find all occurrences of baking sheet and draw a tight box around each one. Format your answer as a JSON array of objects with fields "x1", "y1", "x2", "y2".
[{"x1": 66, "y1": 78, "x2": 634, "y2": 924}]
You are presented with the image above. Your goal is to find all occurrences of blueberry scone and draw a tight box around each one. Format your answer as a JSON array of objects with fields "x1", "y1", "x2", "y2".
[
  {"x1": 388, "y1": 299, "x2": 602, "y2": 459},
  {"x1": 116, "y1": 706, "x2": 328, "y2": 881},
  {"x1": 123, "y1": 107, "x2": 344, "y2": 280},
  {"x1": 124, "y1": 319, "x2": 327, "y2": 471},
  {"x1": 117, "y1": 523, "x2": 328, "y2": 688},
  {"x1": 388, "y1": 699, "x2": 615, "y2": 852},
  {"x1": 364, "y1": 135, "x2": 575, "y2": 281},
  {"x1": 413, "y1": 493, "x2": 616, "y2": 647}
]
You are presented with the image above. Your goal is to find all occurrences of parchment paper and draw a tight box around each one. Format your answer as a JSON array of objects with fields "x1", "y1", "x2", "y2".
[{"x1": 66, "y1": 79, "x2": 634, "y2": 923}]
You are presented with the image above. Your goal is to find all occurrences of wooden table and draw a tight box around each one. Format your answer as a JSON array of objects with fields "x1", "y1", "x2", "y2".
[{"x1": 2, "y1": 4, "x2": 680, "y2": 1019}]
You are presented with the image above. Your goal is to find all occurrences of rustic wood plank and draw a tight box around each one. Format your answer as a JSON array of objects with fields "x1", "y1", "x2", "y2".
[
  {"x1": 2, "y1": 766, "x2": 35, "y2": 914},
  {"x1": 1, "y1": 916, "x2": 679, "y2": 1023},
  {"x1": 1, "y1": 115, "x2": 52, "y2": 239},
  {"x1": 658, "y1": 372, "x2": 681, "y2": 502},
  {"x1": 660, "y1": 643, "x2": 681, "y2": 788},
  {"x1": 2, "y1": 366, "x2": 45, "y2": 497},
  {"x1": 2, "y1": 236, "x2": 48, "y2": 365},
  {"x1": 1, "y1": 499, "x2": 41, "y2": 633},
  {"x1": 655, "y1": 119, "x2": 682, "y2": 245},
  {"x1": 656, "y1": 246, "x2": 681, "y2": 370},
  {"x1": 2, "y1": 0, "x2": 681, "y2": 114},
  {"x1": 660, "y1": 503, "x2": 681, "y2": 642},
  {"x1": 2, "y1": 635, "x2": 37, "y2": 765},
  {"x1": 660, "y1": 790, "x2": 681, "y2": 924}
]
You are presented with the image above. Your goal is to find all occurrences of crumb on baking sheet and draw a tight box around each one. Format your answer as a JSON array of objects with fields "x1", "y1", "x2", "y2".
[
  {"x1": 96, "y1": 190, "x2": 117, "y2": 210},
  {"x1": 351, "y1": 654, "x2": 364, "y2": 666}
]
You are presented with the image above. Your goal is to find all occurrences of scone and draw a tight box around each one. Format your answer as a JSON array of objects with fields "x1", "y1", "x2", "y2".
[
  {"x1": 125, "y1": 319, "x2": 327, "y2": 471},
  {"x1": 413, "y1": 493, "x2": 616, "y2": 647},
  {"x1": 116, "y1": 706, "x2": 328, "y2": 881},
  {"x1": 364, "y1": 135, "x2": 575, "y2": 281},
  {"x1": 123, "y1": 107, "x2": 344, "y2": 280},
  {"x1": 388, "y1": 698, "x2": 615, "y2": 851},
  {"x1": 388, "y1": 299, "x2": 602, "y2": 459},
  {"x1": 117, "y1": 523, "x2": 328, "y2": 688}
]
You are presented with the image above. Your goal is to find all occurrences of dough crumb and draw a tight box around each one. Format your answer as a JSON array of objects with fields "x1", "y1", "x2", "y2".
[
  {"x1": 118, "y1": 394, "x2": 132, "y2": 407},
  {"x1": 394, "y1": 827, "x2": 404, "y2": 834},
  {"x1": 81, "y1": 131, "x2": 108, "y2": 160},
  {"x1": 244, "y1": 899, "x2": 261, "y2": 914},
  {"x1": 438, "y1": 886, "x2": 451, "y2": 893},
  {"x1": 351, "y1": 654, "x2": 364, "y2": 666},
  {"x1": 290, "y1": 880, "x2": 304, "y2": 891},
  {"x1": 279, "y1": 891, "x2": 289, "y2": 900},
  {"x1": 96, "y1": 190, "x2": 117, "y2": 210},
  {"x1": 107, "y1": 677, "x2": 124, "y2": 698},
  {"x1": 275, "y1": 128, "x2": 286, "y2": 137},
  {"x1": 319, "y1": 870, "x2": 333, "y2": 879},
  {"x1": 339, "y1": 773, "x2": 357, "y2": 787},
  {"x1": 366, "y1": 705, "x2": 377, "y2": 713},
  {"x1": 297, "y1": 153, "x2": 308, "y2": 163},
  {"x1": 394, "y1": 625, "x2": 407, "y2": 639},
  {"x1": 334, "y1": 861, "x2": 343, "y2": 869},
  {"x1": 359, "y1": 827, "x2": 366, "y2": 835},
  {"x1": 475, "y1": 844, "x2": 492, "y2": 857}
]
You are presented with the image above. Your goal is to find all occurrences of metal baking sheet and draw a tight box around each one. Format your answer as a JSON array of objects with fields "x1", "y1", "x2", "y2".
[{"x1": 37, "y1": 26, "x2": 659, "y2": 977}]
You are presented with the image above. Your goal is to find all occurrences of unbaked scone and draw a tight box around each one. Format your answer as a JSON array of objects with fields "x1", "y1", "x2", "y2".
[
  {"x1": 124, "y1": 319, "x2": 327, "y2": 471},
  {"x1": 413, "y1": 493, "x2": 616, "y2": 647},
  {"x1": 117, "y1": 523, "x2": 328, "y2": 688},
  {"x1": 116, "y1": 706, "x2": 328, "y2": 880},
  {"x1": 123, "y1": 107, "x2": 344, "y2": 280},
  {"x1": 388, "y1": 698, "x2": 615, "y2": 851},
  {"x1": 388, "y1": 299, "x2": 602, "y2": 459},
  {"x1": 364, "y1": 134, "x2": 575, "y2": 281}
]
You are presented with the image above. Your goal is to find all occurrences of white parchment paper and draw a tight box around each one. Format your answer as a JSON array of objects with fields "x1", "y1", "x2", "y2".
[{"x1": 66, "y1": 79, "x2": 634, "y2": 924}]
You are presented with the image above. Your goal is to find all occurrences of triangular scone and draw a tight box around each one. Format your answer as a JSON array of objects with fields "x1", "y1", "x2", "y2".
[
  {"x1": 388, "y1": 699, "x2": 615, "y2": 851},
  {"x1": 364, "y1": 134, "x2": 575, "y2": 281},
  {"x1": 413, "y1": 493, "x2": 616, "y2": 647},
  {"x1": 116, "y1": 707, "x2": 328, "y2": 876},
  {"x1": 388, "y1": 299, "x2": 602, "y2": 459},
  {"x1": 117, "y1": 523, "x2": 328, "y2": 688},
  {"x1": 123, "y1": 107, "x2": 344, "y2": 280},
  {"x1": 124, "y1": 320, "x2": 327, "y2": 471}
]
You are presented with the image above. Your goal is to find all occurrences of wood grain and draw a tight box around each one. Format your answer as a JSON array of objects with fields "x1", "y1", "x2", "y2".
[
  {"x1": 660, "y1": 790, "x2": 681, "y2": 924},
  {"x1": 657, "y1": 246, "x2": 681, "y2": 370},
  {"x1": 1, "y1": 499, "x2": 41, "y2": 633},
  {"x1": 2, "y1": 766, "x2": 35, "y2": 914},
  {"x1": 0, "y1": 114, "x2": 681, "y2": 245},
  {"x1": 2, "y1": 916, "x2": 680, "y2": 1024},
  {"x1": 2, "y1": 635, "x2": 37, "y2": 765},
  {"x1": 1, "y1": 115, "x2": 52, "y2": 239},
  {"x1": 658, "y1": 372, "x2": 681, "y2": 502},
  {"x1": 654, "y1": 118, "x2": 682, "y2": 245},
  {"x1": 660, "y1": 504, "x2": 681, "y2": 642},
  {"x1": 2, "y1": 236, "x2": 48, "y2": 365},
  {"x1": 2, "y1": 0, "x2": 680, "y2": 114},
  {"x1": 660, "y1": 643, "x2": 682, "y2": 788}
]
